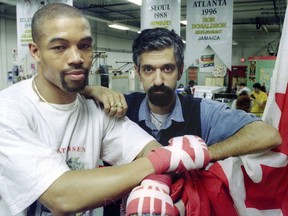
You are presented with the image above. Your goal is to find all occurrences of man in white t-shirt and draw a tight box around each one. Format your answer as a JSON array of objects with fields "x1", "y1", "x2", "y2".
[
  {"x1": 0, "y1": 3, "x2": 211, "y2": 216},
  {"x1": 236, "y1": 82, "x2": 251, "y2": 96}
]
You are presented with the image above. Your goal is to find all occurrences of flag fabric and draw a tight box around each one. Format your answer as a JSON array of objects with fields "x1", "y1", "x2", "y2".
[
  {"x1": 172, "y1": 6, "x2": 288, "y2": 215},
  {"x1": 229, "y1": 4, "x2": 288, "y2": 213}
]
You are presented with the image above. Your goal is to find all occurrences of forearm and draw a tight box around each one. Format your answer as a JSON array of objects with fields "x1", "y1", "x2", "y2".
[
  {"x1": 136, "y1": 140, "x2": 162, "y2": 158},
  {"x1": 208, "y1": 121, "x2": 282, "y2": 161},
  {"x1": 39, "y1": 157, "x2": 154, "y2": 215}
]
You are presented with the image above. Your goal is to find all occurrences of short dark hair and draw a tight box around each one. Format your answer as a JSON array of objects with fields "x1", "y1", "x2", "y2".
[
  {"x1": 239, "y1": 83, "x2": 246, "y2": 87},
  {"x1": 236, "y1": 95, "x2": 251, "y2": 112},
  {"x1": 132, "y1": 28, "x2": 184, "y2": 71},
  {"x1": 188, "y1": 80, "x2": 195, "y2": 87},
  {"x1": 252, "y1": 83, "x2": 261, "y2": 89},
  {"x1": 239, "y1": 91, "x2": 249, "y2": 97},
  {"x1": 31, "y1": 3, "x2": 87, "y2": 44}
]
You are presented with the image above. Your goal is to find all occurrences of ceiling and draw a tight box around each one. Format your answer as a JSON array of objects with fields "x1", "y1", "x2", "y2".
[
  {"x1": 0, "y1": 0, "x2": 287, "y2": 49},
  {"x1": 74, "y1": 0, "x2": 287, "y2": 48}
]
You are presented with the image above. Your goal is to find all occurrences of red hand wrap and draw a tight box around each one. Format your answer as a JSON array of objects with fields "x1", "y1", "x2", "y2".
[
  {"x1": 126, "y1": 174, "x2": 174, "y2": 216},
  {"x1": 147, "y1": 135, "x2": 211, "y2": 174}
]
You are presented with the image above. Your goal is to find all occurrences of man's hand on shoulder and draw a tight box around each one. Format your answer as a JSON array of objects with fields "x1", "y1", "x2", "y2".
[{"x1": 81, "y1": 85, "x2": 128, "y2": 118}]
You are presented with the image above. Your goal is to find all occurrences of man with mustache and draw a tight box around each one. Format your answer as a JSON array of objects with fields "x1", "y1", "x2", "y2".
[
  {"x1": 124, "y1": 28, "x2": 279, "y2": 149},
  {"x1": 90, "y1": 28, "x2": 281, "y2": 215}
]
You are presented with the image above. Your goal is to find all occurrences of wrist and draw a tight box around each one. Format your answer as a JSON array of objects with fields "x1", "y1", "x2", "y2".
[
  {"x1": 142, "y1": 156, "x2": 158, "y2": 175},
  {"x1": 147, "y1": 147, "x2": 172, "y2": 174},
  {"x1": 207, "y1": 147, "x2": 215, "y2": 162},
  {"x1": 81, "y1": 85, "x2": 92, "y2": 96},
  {"x1": 145, "y1": 173, "x2": 172, "y2": 186}
]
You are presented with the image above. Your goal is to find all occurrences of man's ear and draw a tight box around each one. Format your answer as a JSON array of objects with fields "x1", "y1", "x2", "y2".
[
  {"x1": 177, "y1": 65, "x2": 184, "y2": 80},
  {"x1": 134, "y1": 64, "x2": 141, "y2": 81},
  {"x1": 29, "y1": 42, "x2": 40, "y2": 62}
]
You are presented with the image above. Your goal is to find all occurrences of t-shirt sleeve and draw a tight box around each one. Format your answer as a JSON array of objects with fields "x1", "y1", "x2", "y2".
[
  {"x1": 200, "y1": 99, "x2": 260, "y2": 145},
  {"x1": 100, "y1": 116, "x2": 155, "y2": 166},
  {"x1": 0, "y1": 125, "x2": 69, "y2": 215}
]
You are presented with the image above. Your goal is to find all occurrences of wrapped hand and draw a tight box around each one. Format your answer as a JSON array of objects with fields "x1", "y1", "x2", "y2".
[
  {"x1": 147, "y1": 135, "x2": 211, "y2": 174},
  {"x1": 126, "y1": 174, "x2": 174, "y2": 216}
]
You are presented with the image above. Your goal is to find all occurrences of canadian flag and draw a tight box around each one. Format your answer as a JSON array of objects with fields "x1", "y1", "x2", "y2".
[
  {"x1": 207, "y1": 5, "x2": 288, "y2": 215},
  {"x1": 173, "y1": 6, "x2": 288, "y2": 216}
]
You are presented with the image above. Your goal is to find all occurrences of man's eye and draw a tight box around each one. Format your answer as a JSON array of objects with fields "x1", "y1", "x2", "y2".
[
  {"x1": 144, "y1": 67, "x2": 153, "y2": 73},
  {"x1": 52, "y1": 46, "x2": 65, "y2": 51},
  {"x1": 162, "y1": 66, "x2": 173, "y2": 72},
  {"x1": 79, "y1": 44, "x2": 92, "y2": 50}
]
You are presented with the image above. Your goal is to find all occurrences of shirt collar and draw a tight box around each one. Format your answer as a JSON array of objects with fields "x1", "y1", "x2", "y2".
[{"x1": 138, "y1": 94, "x2": 184, "y2": 129}]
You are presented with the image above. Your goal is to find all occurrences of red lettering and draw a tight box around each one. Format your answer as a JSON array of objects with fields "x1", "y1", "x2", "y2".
[{"x1": 56, "y1": 146, "x2": 86, "y2": 153}]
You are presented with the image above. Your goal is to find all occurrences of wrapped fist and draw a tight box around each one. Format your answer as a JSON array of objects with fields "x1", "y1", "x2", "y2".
[
  {"x1": 148, "y1": 135, "x2": 210, "y2": 174},
  {"x1": 126, "y1": 174, "x2": 174, "y2": 216}
]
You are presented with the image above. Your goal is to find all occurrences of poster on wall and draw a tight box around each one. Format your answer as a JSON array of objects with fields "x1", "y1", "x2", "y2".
[
  {"x1": 16, "y1": 0, "x2": 41, "y2": 63},
  {"x1": 141, "y1": 0, "x2": 181, "y2": 34},
  {"x1": 259, "y1": 67, "x2": 273, "y2": 91},
  {"x1": 200, "y1": 54, "x2": 215, "y2": 67},
  {"x1": 249, "y1": 60, "x2": 256, "y2": 82},
  {"x1": 185, "y1": 0, "x2": 234, "y2": 71},
  {"x1": 16, "y1": 0, "x2": 73, "y2": 79}
]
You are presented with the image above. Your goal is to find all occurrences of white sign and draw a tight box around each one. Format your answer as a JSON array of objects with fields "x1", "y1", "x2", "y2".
[
  {"x1": 186, "y1": 0, "x2": 233, "y2": 70},
  {"x1": 141, "y1": 0, "x2": 181, "y2": 34}
]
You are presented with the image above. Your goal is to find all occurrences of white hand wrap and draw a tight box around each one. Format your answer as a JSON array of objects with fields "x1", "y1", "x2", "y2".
[
  {"x1": 147, "y1": 135, "x2": 210, "y2": 174},
  {"x1": 126, "y1": 174, "x2": 174, "y2": 216}
]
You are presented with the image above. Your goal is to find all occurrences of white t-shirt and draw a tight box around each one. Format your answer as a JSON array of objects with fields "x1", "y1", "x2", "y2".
[
  {"x1": 237, "y1": 86, "x2": 251, "y2": 96},
  {"x1": 0, "y1": 78, "x2": 155, "y2": 215}
]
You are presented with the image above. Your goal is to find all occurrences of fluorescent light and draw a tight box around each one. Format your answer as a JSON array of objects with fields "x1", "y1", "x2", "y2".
[
  {"x1": 127, "y1": 0, "x2": 141, "y2": 6},
  {"x1": 180, "y1": 20, "x2": 187, "y2": 25},
  {"x1": 108, "y1": 24, "x2": 130, "y2": 30}
]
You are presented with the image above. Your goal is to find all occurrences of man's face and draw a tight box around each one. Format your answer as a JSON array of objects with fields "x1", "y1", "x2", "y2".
[
  {"x1": 137, "y1": 48, "x2": 181, "y2": 107},
  {"x1": 254, "y1": 87, "x2": 260, "y2": 93},
  {"x1": 32, "y1": 17, "x2": 93, "y2": 92}
]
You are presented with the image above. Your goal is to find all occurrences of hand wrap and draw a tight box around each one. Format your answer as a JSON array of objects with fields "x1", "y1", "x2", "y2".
[
  {"x1": 126, "y1": 174, "x2": 175, "y2": 216},
  {"x1": 147, "y1": 135, "x2": 211, "y2": 174}
]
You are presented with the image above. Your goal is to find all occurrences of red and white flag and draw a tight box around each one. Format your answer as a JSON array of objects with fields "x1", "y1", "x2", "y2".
[
  {"x1": 172, "y1": 6, "x2": 288, "y2": 216},
  {"x1": 208, "y1": 5, "x2": 288, "y2": 215}
]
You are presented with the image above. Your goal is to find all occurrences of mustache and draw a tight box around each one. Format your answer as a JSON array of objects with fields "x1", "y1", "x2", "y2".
[
  {"x1": 62, "y1": 66, "x2": 89, "y2": 74},
  {"x1": 148, "y1": 84, "x2": 167, "y2": 92},
  {"x1": 147, "y1": 84, "x2": 174, "y2": 107}
]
